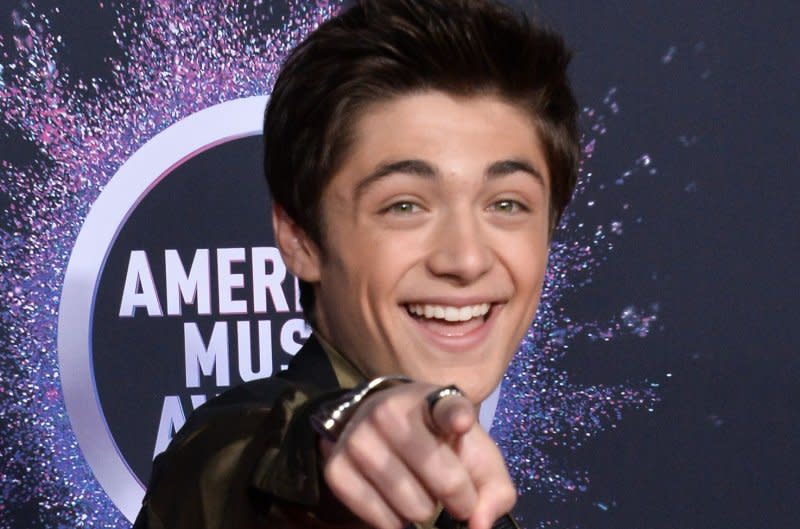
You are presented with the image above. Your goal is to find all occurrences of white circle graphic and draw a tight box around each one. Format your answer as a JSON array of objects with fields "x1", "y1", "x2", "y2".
[{"x1": 57, "y1": 96, "x2": 268, "y2": 522}]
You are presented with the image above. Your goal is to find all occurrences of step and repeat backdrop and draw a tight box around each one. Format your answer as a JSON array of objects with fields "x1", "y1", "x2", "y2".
[{"x1": 1, "y1": 1, "x2": 797, "y2": 528}]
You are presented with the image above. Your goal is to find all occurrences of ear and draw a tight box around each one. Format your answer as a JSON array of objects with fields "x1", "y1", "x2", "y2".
[{"x1": 272, "y1": 204, "x2": 322, "y2": 283}]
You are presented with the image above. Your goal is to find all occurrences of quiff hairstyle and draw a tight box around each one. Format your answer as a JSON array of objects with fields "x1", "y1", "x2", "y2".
[{"x1": 264, "y1": 0, "x2": 580, "y2": 318}]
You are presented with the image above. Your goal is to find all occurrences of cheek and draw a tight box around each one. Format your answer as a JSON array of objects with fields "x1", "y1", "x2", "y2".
[
  {"x1": 364, "y1": 234, "x2": 425, "y2": 278},
  {"x1": 505, "y1": 241, "x2": 549, "y2": 285},
  {"x1": 322, "y1": 237, "x2": 412, "y2": 312}
]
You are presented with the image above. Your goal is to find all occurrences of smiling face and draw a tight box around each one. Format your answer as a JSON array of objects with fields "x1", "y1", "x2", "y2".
[{"x1": 274, "y1": 91, "x2": 552, "y2": 403}]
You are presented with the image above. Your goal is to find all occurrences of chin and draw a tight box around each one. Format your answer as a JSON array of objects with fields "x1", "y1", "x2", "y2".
[
  {"x1": 443, "y1": 370, "x2": 502, "y2": 404},
  {"x1": 465, "y1": 383, "x2": 498, "y2": 404}
]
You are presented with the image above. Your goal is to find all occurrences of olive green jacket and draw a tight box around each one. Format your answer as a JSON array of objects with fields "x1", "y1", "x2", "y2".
[
  {"x1": 134, "y1": 334, "x2": 363, "y2": 528},
  {"x1": 133, "y1": 335, "x2": 519, "y2": 529}
]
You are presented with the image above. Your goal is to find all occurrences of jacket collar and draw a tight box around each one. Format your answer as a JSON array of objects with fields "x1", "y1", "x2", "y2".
[{"x1": 277, "y1": 333, "x2": 341, "y2": 392}]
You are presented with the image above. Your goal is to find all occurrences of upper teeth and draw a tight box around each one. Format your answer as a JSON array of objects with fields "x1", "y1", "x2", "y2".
[{"x1": 407, "y1": 303, "x2": 491, "y2": 322}]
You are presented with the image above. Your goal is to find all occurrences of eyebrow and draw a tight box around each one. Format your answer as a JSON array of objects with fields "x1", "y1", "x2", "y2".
[
  {"x1": 354, "y1": 157, "x2": 545, "y2": 199},
  {"x1": 486, "y1": 159, "x2": 545, "y2": 186},
  {"x1": 354, "y1": 159, "x2": 436, "y2": 199}
]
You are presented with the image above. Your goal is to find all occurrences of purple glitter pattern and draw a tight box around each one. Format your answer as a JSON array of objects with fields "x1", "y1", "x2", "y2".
[
  {"x1": 0, "y1": 1, "x2": 339, "y2": 526},
  {"x1": 0, "y1": 1, "x2": 658, "y2": 528},
  {"x1": 493, "y1": 89, "x2": 660, "y2": 511}
]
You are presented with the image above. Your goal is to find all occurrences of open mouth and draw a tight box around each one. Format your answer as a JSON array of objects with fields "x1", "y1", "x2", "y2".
[
  {"x1": 404, "y1": 302, "x2": 496, "y2": 340},
  {"x1": 406, "y1": 302, "x2": 491, "y2": 322}
]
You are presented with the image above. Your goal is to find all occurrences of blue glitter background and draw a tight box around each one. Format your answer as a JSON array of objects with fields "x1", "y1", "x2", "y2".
[{"x1": 2, "y1": 1, "x2": 798, "y2": 528}]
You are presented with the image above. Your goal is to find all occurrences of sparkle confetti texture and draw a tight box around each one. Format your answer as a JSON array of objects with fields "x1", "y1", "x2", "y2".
[
  {"x1": 0, "y1": 1, "x2": 658, "y2": 527},
  {"x1": 492, "y1": 88, "x2": 661, "y2": 521}
]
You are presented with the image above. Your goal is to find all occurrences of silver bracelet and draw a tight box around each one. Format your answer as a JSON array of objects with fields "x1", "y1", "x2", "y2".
[{"x1": 311, "y1": 375, "x2": 412, "y2": 442}]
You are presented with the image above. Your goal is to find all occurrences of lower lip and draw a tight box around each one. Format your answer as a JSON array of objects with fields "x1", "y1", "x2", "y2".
[{"x1": 406, "y1": 304, "x2": 500, "y2": 353}]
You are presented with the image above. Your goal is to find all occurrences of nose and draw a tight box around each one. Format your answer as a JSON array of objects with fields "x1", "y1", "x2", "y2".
[{"x1": 426, "y1": 211, "x2": 494, "y2": 284}]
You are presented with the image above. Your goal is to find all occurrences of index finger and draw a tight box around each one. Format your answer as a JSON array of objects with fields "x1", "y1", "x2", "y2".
[{"x1": 429, "y1": 390, "x2": 476, "y2": 440}]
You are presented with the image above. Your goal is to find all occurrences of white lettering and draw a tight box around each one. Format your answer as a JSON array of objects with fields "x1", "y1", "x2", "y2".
[
  {"x1": 293, "y1": 275, "x2": 302, "y2": 312},
  {"x1": 153, "y1": 395, "x2": 209, "y2": 459},
  {"x1": 184, "y1": 321, "x2": 230, "y2": 388},
  {"x1": 165, "y1": 249, "x2": 211, "y2": 316},
  {"x1": 280, "y1": 318, "x2": 311, "y2": 355},
  {"x1": 237, "y1": 320, "x2": 273, "y2": 381},
  {"x1": 251, "y1": 247, "x2": 289, "y2": 313},
  {"x1": 119, "y1": 250, "x2": 163, "y2": 317},
  {"x1": 190, "y1": 394, "x2": 207, "y2": 409},
  {"x1": 153, "y1": 395, "x2": 185, "y2": 459},
  {"x1": 217, "y1": 248, "x2": 247, "y2": 314}
]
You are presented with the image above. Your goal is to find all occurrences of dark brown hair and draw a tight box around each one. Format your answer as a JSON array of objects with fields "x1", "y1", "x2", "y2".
[{"x1": 264, "y1": 0, "x2": 580, "y2": 317}]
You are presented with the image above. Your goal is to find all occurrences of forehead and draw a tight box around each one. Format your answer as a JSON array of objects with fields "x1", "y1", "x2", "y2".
[{"x1": 331, "y1": 90, "x2": 550, "y2": 191}]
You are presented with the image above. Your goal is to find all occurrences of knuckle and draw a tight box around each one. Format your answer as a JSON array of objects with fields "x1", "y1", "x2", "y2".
[
  {"x1": 323, "y1": 457, "x2": 346, "y2": 491},
  {"x1": 343, "y1": 436, "x2": 370, "y2": 466},
  {"x1": 371, "y1": 397, "x2": 404, "y2": 433},
  {"x1": 500, "y1": 482, "x2": 517, "y2": 509},
  {"x1": 342, "y1": 429, "x2": 383, "y2": 472},
  {"x1": 398, "y1": 488, "x2": 436, "y2": 523},
  {"x1": 437, "y1": 471, "x2": 469, "y2": 500},
  {"x1": 413, "y1": 500, "x2": 438, "y2": 523},
  {"x1": 371, "y1": 507, "x2": 404, "y2": 529},
  {"x1": 383, "y1": 519, "x2": 404, "y2": 529}
]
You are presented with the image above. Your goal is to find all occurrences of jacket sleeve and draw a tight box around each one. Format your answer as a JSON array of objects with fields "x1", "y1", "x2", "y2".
[{"x1": 133, "y1": 381, "x2": 363, "y2": 529}]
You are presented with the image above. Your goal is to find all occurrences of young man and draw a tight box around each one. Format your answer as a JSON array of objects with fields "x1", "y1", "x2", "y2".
[{"x1": 134, "y1": 1, "x2": 579, "y2": 528}]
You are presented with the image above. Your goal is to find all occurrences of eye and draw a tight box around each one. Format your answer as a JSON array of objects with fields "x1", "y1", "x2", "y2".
[
  {"x1": 489, "y1": 199, "x2": 529, "y2": 214},
  {"x1": 384, "y1": 201, "x2": 421, "y2": 214}
]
